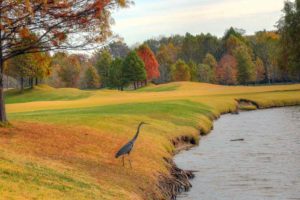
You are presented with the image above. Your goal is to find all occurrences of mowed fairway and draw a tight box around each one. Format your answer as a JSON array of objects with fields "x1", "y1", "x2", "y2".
[{"x1": 1, "y1": 82, "x2": 300, "y2": 199}]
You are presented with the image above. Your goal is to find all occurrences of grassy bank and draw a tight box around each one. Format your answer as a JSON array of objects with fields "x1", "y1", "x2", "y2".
[{"x1": 1, "y1": 82, "x2": 300, "y2": 199}]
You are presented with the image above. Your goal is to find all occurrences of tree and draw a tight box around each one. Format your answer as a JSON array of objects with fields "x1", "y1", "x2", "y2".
[
  {"x1": 32, "y1": 52, "x2": 51, "y2": 86},
  {"x1": 188, "y1": 61, "x2": 198, "y2": 82},
  {"x1": 122, "y1": 51, "x2": 146, "y2": 89},
  {"x1": 216, "y1": 54, "x2": 238, "y2": 85},
  {"x1": 223, "y1": 27, "x2": 246, "y2": 42},
  {"x1": 198, "y1": 64, "x2": 212, "y2": 83},
  {"x1": 180, "y1": 33, "x2": 221, "y2": 63},
  {"x1": 203, "y1": 53, "x2": 218, "y2": 83},
  {"x1": 277, "y1": 0, "x2": 300, "y2": 81},
  {"x1": 137, "y1": 44, "x2": 160, "y2": 82},
  {"x1": 255, "y1": 57, "x2": 265, "y2": 83},
  {"x1": 171, "y1": 60, "x2": 191, "y2": 81},
  {"x1": 108, "y1": 58, "x2": 124, "y2": 90},
  {"x1": 52, "y1": 53, "x2": 82, "y2": 88},
  {"x1": 5, "y1": 51, "x2": 50, "y2": 91},
  {"x1": 225, "y1": 35, "x2": 246, "y2": 55},
  {"x1": 6, "y1": 54, "x2": 35, "y2": 92},
  {"x1": 107, "y1": 41, "x2": 130, "y2": 59},
  {"x1": 234, "y1": 46, "x2": 255, "y2": 84},
  {"x1": 84, "y1": 66, "x2": 100, "y2": 89},
  {"x1": 156, "y1": 42, "x2": 179, "y2": 83},
  {"x1": 95, "y1": 50, "x2": 112, "y2": 87},
  {"x1": 0, "y1": 0, "x2": 130, "y2": 123},
  {"x1": 251, "y1": 31, "x2": 280, "y2": 83}
]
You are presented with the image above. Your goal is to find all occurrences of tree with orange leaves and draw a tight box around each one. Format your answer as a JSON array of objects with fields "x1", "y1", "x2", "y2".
[
  {"x1": 137, "y1": 44, "x2": 160, "y2": 82},
  {"x1": 0, "y1": 0, "x2": 130, "y2": 123},
  {"x1": 216, "y1": 54, "x2": 238, "y2": 85}
]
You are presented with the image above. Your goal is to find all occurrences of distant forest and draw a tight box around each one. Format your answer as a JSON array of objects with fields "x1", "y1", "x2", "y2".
[{"x1": 5, "y1": 0, "x2": 300, "y2": 91}]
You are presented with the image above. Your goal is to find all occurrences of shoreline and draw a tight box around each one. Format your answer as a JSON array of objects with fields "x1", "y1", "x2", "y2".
[
  {"x1": 3, "y1": 83, "x2": 300, "y2": 200},
  {"x1": 157, "y1": 99, "x2": 300, "y2": 200}
]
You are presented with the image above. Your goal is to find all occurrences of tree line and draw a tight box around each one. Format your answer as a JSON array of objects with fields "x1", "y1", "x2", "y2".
[
  {"x1": 1, "y1": 0, "x2": 299, "y2": 124},
  {"x1": 45, "y1": 26, "x2": 299, "y2": 90},
  {"x1": 49, "y1": 0, "x2": 300, "y2": 89}
]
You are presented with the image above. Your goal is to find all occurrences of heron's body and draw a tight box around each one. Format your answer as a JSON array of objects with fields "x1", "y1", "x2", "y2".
[
  {"x1": 115, "y1": 140, "x2": 134, "y2": 158},
  {"x1": 115, "y1": 122, "x2": 147, "y2": 167}
]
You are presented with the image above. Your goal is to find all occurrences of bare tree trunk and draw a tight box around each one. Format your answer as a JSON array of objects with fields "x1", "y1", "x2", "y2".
[
  {"x1": 6, "y1": 74, "x2": 8, "y2": 90},
  {"x1": 35, "y1": 77, "x2": 38, "y2": 85},
  {"x1": 20, "y1": 77, "x2": 24, "y2": 92},
  {"x1": 0, "y1": 7, "x2": 7, "y2": 124},
  {"x1": 30, "y1": 78, "x2": 34, "y2": 88},
  {"x1": 0, "y1": 61, "x2": 7, "y2": 123}
]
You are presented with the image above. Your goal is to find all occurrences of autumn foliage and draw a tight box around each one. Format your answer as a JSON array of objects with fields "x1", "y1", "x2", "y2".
[
  {"x1": 216, "y1": 54, "x2": 238, "y2": 85},
  {"x1": 171, "y1": 60, "x2": 191, "y2": 81},
  {"x1": 0, "y1": 0, "x2": 130, "y2": 123},
  {"x1": 137, "y1": 44, "x2": 160, "y2": 81}
]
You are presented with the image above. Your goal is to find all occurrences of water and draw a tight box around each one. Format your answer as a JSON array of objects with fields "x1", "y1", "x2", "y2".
[{"x1": 175, "y1": 107, "x2": 300, "y2": 200}]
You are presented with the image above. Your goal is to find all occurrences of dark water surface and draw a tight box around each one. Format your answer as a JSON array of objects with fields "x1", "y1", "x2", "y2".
[{"x1": 175, "y1": 107, "x2": 300, "y2": 200}]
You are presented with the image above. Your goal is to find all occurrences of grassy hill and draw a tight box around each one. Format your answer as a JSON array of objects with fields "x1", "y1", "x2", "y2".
[
  {"x1": 5, "y1": 85, "x2": 92, "y2": 104},
  {"x1": 1, "y1": 82, "x2": 300, "y2": 199}
]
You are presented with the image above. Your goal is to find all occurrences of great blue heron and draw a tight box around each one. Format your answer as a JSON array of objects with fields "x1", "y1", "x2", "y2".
[{"x1": 115, "y1": 122, "x2": 148, "y2": 167}]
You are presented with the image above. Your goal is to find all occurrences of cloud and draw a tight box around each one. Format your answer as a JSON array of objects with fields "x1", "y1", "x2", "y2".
[{"x1": 112, "y1": 0, "x2": 285, "y2": 44}]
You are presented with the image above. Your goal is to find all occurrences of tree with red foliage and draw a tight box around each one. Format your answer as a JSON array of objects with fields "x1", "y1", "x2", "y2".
[
  {"x1": 0, "y1": 0, "x2": 130, "y2": 124},
  {"x1": 216, "y1": 54, "x2": 238, "y2": 85},
  {"x1": 137, "y1": 44, "x2": 160, "y2": 82}
]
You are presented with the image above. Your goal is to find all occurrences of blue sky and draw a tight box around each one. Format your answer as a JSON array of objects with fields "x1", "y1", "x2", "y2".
[{"x1": 111, "y1": 0, "x2": 285, "y2": 45}]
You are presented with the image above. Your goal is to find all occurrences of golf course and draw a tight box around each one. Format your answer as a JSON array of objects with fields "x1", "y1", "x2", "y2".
[{"x1": 1, "y1": 82, "x2": 300, "y2": 200}]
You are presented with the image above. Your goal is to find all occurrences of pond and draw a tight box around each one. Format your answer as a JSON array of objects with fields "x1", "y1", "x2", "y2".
[{"x1": 175, "y1": 107, "x2": 300, "y2": 200}]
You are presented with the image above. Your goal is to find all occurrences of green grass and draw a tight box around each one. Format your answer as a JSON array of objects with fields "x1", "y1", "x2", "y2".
[
  {"x1": 1, "y1": 82, "x2": 300, "y2": 200},
  {"x1": 9, "y1": 100, "x2": 214, "y2": 130},
  {"x1": 5, "y1": 85, "x2": 91, "y2": 104}
]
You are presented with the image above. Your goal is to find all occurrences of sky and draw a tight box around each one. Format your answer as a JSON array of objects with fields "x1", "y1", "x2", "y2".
[{"x1": 111, "y1": 0, "x2": 286, "y2": 45}]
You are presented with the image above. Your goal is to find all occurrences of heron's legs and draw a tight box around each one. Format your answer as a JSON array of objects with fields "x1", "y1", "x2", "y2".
[
  {"x1": 128, "y1": 155, "x2": 132, "y2": 169},
  {"x1": 122, "y1": 156, "x2": 125, "y2": 167}
]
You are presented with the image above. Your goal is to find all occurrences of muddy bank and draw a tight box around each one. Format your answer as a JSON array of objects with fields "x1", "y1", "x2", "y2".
[
  {"x1": 157, "y1": 158, "x2": 195, "y2": 200},
  {"x1": 155, "y1": 129, "x2": 214, "y2": 199},
  {"x1": 156, "y1": 98, "x2": 300, "y2": 200}
]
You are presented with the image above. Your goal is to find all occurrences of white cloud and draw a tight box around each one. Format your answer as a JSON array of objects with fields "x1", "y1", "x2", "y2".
[{"x1": 112, "y1": 0, "x2": 285, "y2": 44}]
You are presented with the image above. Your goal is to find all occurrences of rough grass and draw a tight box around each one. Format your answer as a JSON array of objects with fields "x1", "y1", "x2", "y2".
[
  {"x1": 1, "y1": 82, "x2": 300, "y2": 199},
  {"x1": 5, "y1": 85, "x2": 91, "y2": 104},
  {"x1": 136, "y1": 83, "x2": 180, "y2": 92}
]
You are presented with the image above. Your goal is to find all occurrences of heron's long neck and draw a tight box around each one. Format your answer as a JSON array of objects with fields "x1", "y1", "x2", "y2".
[{"x1": 132, "y1": 124, "x2": 143, "y2": 141}]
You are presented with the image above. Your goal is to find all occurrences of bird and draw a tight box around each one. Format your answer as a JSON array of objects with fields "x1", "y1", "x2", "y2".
[{"x1": 115, "y1": 122, "x2": 149, "y2": 168}]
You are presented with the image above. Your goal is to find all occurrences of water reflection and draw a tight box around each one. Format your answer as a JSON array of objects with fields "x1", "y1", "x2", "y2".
[{"x1": 175, "y1": 107, "x2": 300, "y2": 200}]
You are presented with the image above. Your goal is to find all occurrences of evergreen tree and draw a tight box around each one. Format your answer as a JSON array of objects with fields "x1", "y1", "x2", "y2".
[
  {"x1": 122, "y1": 51, "x2": 147, "y2": 89},
  {"x1": 95, "y1": 50, "x2": 112, "y2": 87},
  {"x1": 108, "y1": 58, "x2": 124, "y2": 90}
]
